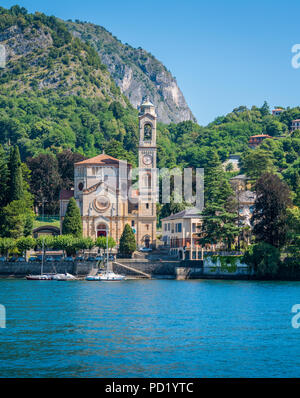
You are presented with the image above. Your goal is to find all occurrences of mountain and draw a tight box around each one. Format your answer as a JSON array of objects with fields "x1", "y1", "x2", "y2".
[
  {"x1": 0, "y1": 9, "x2": 127, "y2": 106},
  {"x1": 0, "y1": 6, "x2": 140, "y2": 160},
  {"x1": 65, "y1": 20, "x2": 196, "y2": 124}
]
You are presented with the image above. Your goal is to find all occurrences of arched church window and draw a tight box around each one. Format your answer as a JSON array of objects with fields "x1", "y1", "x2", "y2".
[{"x1": 144, "y1": 123, "x2": 152, "y2": 141}]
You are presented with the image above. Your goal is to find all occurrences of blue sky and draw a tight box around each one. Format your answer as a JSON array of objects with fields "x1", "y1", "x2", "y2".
[{"x1": 1, "y1": 0, "x2": 300, "y2": 125}]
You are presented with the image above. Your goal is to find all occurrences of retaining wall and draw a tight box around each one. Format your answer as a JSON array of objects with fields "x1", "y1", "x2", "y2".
[{"x1": 0, "y1": 261, "x2": 97, "y2": 277}]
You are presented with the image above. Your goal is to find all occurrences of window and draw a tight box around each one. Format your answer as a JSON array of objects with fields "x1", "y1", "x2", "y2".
[
  {"x1": 146, "y1": 203, "x2": 149, "y2": 209},
  {"x1": 178, "y1": 223, "x2": 182, "y2": 233},
  {"x1": 144, "y1": 123, "x2": 152, "y2": 141},
  {"x1": 131, "y1": 220, "x2": 135, "y2": 227},
  {"x1": 192, "y1": 224, "x2": 196, "y2": 233}
]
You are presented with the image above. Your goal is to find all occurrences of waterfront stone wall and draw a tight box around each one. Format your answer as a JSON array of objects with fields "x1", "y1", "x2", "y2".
[
  {"x1": 0, "y1": 261, "x2": 97, "y2": 277},
  {"x1": 176, "y1": 256, "x2": 251, "y2": 280},
  {"x1": 0, "y1": 256, "x2": 250, "y2": 279},
  {"x1": 112, "y1": 259, "x2": 180, "y2": 278},
  {"x1": 203, "y1": 257, "x2": 250, "y2": 276}
]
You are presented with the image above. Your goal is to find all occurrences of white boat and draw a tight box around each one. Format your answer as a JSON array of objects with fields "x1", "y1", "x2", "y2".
[
  {"x1": 52, "y1": 273, "x2": 77, "y2": 281},
  {"x1": 26, "y1": 274, "x2": 52, "y2": 280},
  {"x1": 99, "y1": 271, "x2": 125, "y2": 281},
  {"x1": 85, "y1": 273, "x2": 103, "y2": 281}
]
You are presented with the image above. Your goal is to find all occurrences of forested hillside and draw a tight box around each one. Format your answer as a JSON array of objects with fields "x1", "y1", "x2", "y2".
[{"x1": 0, "y1": 6, "x2": 299, "y2": 215}]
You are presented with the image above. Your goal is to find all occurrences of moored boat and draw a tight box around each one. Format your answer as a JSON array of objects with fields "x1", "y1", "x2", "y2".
[
  {"x1": 26, "y1": 274, "x2": 52, "y2": 280},
  {"x1": 85, "y1": 274, "x2": 102, "y2": 281},
  {"x1": 99, "y1": 271, "x2": 125, "y2": 281},
  {"x1": 52, "y1": 273, "x2": 76, "y2": 281}
]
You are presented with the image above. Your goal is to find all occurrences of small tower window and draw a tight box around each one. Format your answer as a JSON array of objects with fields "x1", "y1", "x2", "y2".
[{"x1": 144, "y1": 123, "x2": 152, "y2": 141}]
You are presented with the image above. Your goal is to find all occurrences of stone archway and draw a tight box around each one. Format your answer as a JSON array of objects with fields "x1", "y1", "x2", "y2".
[{"x1": 97, "y1": 223, "x2": 108, "y2": 237}]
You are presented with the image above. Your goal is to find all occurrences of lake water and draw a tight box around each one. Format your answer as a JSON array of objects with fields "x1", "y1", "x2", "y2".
[{"x1": 0, "y1": 279, "x2": 299, "y2": 378}]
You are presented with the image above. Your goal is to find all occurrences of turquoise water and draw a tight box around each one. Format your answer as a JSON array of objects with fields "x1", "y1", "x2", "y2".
[{"x1": 0, "y1": 279, "x2": 300, "y2": 378}]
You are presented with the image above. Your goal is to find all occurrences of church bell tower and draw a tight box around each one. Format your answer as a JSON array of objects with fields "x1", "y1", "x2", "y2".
[
  {"x1": 137, "y1": 99, "x2": 157, "y2": 248},
  {"x1": 138, "y1": 99, "x2": 157, "y2": 170}
]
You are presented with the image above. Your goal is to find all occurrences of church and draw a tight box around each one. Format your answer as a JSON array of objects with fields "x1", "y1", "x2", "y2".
[{"x1": 60, "y1": 100, "x2": 157, "y2": 249}]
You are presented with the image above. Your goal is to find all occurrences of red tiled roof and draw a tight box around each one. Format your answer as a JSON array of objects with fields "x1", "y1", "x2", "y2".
[
  {"x1": 249, "y1": 134, "x2": 272, "y2": 138},
  {"x1": 60, "y1": 190, "x2": 74, "y2": 200},
  {"x1": 292, "y1": 119, "x2": 300, "y2": 122},
  {"x1": 75, "y1": 153, "x2": 130, "y2": 166}
]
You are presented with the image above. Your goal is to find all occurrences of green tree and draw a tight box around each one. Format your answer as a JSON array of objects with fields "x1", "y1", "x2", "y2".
[
  {"x1": 26, "y1": 153, "x2": 62, "y2": 214},
  {"x1": 243, "y1": 242, "x2": 280, "y2": 277},
  {"x1": 204, "y1": 150, "x2": 233, "y2": 206},
  {"x1": 252, "y1": 173, "x2": 292, "y2": 248},
  {"x1": 52, "y1": 235, "x2": 75, "y2": 257},
  {"x1": 8, "y1": 145, "x2": 24, "y2": 201},
  {"x1": 199, "y1": 204, "x2": 240, "y2": 250},
  {"x1": 95, "y1": 236, "x2": 116, "y2": 255},
  {"x1": 0, "y1": 145, "x2": 9, "y2": 208},
  {"x1": 284, "y1": 207, "x2": 300, "y2": 262},
  {"x1": 260, "y1": 101, "x2": 270, "y2": 117},
  {"x1": 1, "y1": 200, "x2": 34, "y2": 238},
  {"x1": 95, "y1": 236, "x2": 106, "y2": 252},
  {"x1": 56, "y1": 150, "x2": 86, "y2": 190},
  {"x1": 62, "y1": 197, "x2": 82, "y2": 237},
  {"x1": 241, "y1": 149, "x2": 275, "y2": 182},
  {"x1": 119, "y1": 224, "x2": 136, "y2": 256},
  {"x1": 16, "y1": 236, "x2": 35, "y2": 256},
  {"x1": 0, "y1": 237, "x2": 16, "y2": 259}
]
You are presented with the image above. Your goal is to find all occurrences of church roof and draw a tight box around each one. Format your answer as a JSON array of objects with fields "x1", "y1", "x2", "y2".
[{"x1": 75, "y1": 153, "x2": 131, "y2": 166}]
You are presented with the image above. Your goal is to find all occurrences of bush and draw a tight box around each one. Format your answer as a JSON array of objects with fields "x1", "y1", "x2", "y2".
[{"x1": 243, "y1": 242, "x2": 281, "y2": 277}]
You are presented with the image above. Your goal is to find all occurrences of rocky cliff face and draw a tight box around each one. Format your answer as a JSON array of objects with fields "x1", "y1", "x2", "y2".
[{"x1": 66, "y1": 21, "x2": 196, "y2": 124}]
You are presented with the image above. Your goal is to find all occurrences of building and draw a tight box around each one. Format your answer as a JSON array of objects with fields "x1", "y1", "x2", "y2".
[
  {"x1": 230, "y1": 175, "x2": 256, "y2": 228},
  {"x1": 248, "y1": 134, "x2": 272, "y2": 148},
  {"x1": 291, "y1": 119, "x2": 300, "y2": 132},
  {"x1": 222, "y1": 154, "x2": 241, "y2": 172},
  {"x1": 272, "y1": 108, "x2": 284, "y2": 116},
  {"x1": 161, "y1": 207, "x2": 203, "y2": 260},
  {"x1": 60, "y1": 100, "x2": 157, "y2": 249},
  {"x1": 229, "y1": 174, "x2": 249, "y2": 191}
]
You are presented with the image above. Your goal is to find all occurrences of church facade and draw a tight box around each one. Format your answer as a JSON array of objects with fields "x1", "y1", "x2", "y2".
[{"x1": 60, "y1": 100, "x2": 157, "y2": 248}]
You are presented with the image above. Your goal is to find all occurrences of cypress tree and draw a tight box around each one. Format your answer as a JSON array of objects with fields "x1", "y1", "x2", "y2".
[
  {"x1": 8, "y1": 146, "x2": 24, "y2": 201},
  {"x1": 0, "y1": 145, "x2": 9, "y2": 208},
  {"x1": 62, "y1": 197, "x2": 83, "y2": 237},
  {"x1": 204, "y1": 150, "x2": 233, "y2": 206},
  {"x1": 119, "y1": 224, "x2": 136, "y2": 256}
]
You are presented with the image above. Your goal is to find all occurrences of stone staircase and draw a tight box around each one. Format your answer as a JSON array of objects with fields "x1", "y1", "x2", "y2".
[{"x1": 113, "y1": 248, "x2": 181, "y2": 279}]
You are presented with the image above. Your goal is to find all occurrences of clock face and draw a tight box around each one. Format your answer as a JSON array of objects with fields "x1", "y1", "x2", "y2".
[{"x1": 143, "y1": 154, "x2": 153, "y2": 166}]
